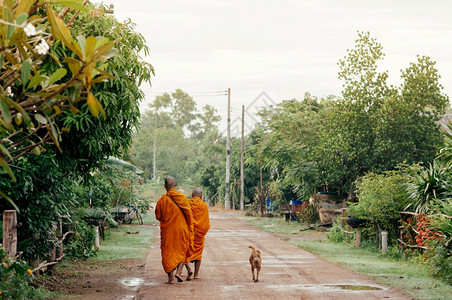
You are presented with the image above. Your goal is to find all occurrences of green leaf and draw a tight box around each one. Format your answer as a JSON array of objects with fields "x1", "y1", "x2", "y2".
[
  {"x1": 0, "y1": 189, "x2": 19, "y2": 212},
  {"x1": 0, "y1": 97, "x2": 12, "y2": 129},
  {"x1": 27, "y1": 75, "x2": 47, "y2": 89},
  {"x1": 14, "y1": 0, "x2": 34, "y2": 18},
  {"x1": 0, "y1": 143, "x2": 12, "y2": 160},
  {"x1": 34, "y1": 113, "x2": 48, "y2": 124},
  {"x1": 3, "y1": 97, "x2": 32, "y2": 127},
  {"x1": 51, "y1": 0, "x2": 90, "y2": 12},
  {"x1": 15, "y1": 12, "x2": 28, "y2": 25},
  {"x1": 0, "y1": 155, "x2": 16, "y2": 183},
  {"x1": 21, "y1": 58, "x2": 31, "y2": 87},
  {"x1": 48, "y1": 68, "x2": 67, "y2": 85}
]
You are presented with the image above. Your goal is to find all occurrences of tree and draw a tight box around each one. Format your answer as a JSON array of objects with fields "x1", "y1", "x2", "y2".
[
  {"x1": 57, "y1": 5, "x2": 154, "y2": 174},
  {"x1": 0, "y1": 0, "x2": 118, "y2": 209},
  {"x1": 318, "y1": 31, "x2": 448, "y2": 194},
  {"x1": 253, "y1": 93, "x2": 326, "y2": 200},
  {"x1": 0, "y1": 2, "x2": 153, "y2": 262},
  {"x1": 130, "y1": 89, "x2": 221, "y2": 180}
]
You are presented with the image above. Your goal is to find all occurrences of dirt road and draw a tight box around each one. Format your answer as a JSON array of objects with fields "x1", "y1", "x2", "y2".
[{"x1": 135, "y1": 212, "x2": 411, "y2": 300}]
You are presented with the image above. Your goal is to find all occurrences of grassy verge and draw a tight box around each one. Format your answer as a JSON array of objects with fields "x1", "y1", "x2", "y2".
[
  {"x1": 36, "y1": 212, "x2": 158, "y2": 299},
  {"x1": 244, "y1": 216, "x2": 452, "y2": 300},
  {"x1": 94, "y1": 212, "x2": 157, "y2": 261}
]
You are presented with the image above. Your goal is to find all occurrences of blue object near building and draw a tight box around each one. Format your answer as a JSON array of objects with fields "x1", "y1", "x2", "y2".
[{"x1": 289, "y1": 200, "x2": 303, "y2": 220}]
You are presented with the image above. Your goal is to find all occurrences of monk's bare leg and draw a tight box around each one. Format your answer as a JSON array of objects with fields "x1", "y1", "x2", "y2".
[
  {"x1": 185, "y1": 263, "x2": 193, "y2": 281},
  {"x1": 193, "y1": 260, "x2": 201, "y2": 279},
  {"x1": 167, "y1": 269, "x2": 175, "y2": 284},
  {"x1": 175, "y1": 262, "x2": 184, "y2": 282}
]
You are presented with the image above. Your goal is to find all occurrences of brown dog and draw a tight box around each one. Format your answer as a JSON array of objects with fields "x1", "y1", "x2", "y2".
[{"x1": 248, "y1": 246, "x2": 261, "y2": 282}]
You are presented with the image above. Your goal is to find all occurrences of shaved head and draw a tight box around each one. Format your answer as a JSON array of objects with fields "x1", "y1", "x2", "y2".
[
  {"x1": 164, "y1": 176, "x2": 177, "y2": 191},
  {"x1": 192, "y1": 188, "x2": 202, "y2": 198},
  {"x1": 177, "y1": 188, "x2": 185, "y2": 194}
]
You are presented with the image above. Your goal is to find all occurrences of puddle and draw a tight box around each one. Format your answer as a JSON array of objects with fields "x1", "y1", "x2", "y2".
[
  {"x1": 267, "y1": 284, "x2": 384, "y2": 293},
  {"x1": 120, "y1": 277, "x2": 144, "y2": 288},
  {"x1": 329, "y1": 284, "x2": 381, "y2": 291},
  {"x1": 221, "y1": 285, "x2": 243, "y2": 290}
]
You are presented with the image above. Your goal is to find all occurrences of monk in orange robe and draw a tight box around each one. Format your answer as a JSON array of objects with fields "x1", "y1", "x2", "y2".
[
  {"x1": 155, "y1": 177, "x2": 193, "y2": 284},
  {"x1": 184, "y1": 187, "x2": 210, "y2": 280}
]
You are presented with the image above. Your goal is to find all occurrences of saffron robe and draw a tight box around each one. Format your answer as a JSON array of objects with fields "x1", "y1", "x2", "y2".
[
  {"x1": 155, "y1": 188, "x2": 193, "y2": 273},
  {"x1": 187, "y1": 196, "x2": 210, "y2": 262}
]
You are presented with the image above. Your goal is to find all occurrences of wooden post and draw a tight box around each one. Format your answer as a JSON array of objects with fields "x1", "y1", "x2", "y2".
[
  {"x1": 3, "y1": 210, "x2": 18, "y2": 259},
  {"x1": 355, "y1": 227, "x2": 362, "y2": 249},
  {"x1": 47, "y1": 223, "x2": 58, "y2": 274},
  {"x1": 57, "y1": 219, "x2": 64, "y2": 258},
  {"x1": 341, "y1": 208, "x2": 346, "y2": 227}
]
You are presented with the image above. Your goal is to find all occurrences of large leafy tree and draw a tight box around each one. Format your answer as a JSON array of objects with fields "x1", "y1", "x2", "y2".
[
  {"x1": 0, "y1": 2, "x2": 153, "y2": 261},
  {"x1": 318, "y1": 31, "x2": 448, "y2": 194},
  {"x1": 254, "y1": 93, "x2": 326, "y2": 199},
  {"x1": 130, "y1": 89, "x2": 221, "y2": 181},
  {"x1": 57, "y1": 4, "x2": 153, "y2": 173},
  {"x1": 0, "y1": 0, "x2": 117, "y2": 209}
]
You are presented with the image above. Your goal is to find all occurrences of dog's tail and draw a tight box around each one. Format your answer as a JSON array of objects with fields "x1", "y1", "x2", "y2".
[{"x1": 249, "y1": 245, "x2": 257, "y2": 256}]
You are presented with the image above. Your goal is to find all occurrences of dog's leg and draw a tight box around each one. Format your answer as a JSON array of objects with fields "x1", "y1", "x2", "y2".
[
  {"x1": 256, "y1": 266, "x2": 259, "y2": 282},
  {"x1": 251, "y1": 266, "x2": 255, "y2": 282}
]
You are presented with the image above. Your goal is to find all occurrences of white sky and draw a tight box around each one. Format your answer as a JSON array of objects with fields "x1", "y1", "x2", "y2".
[{"x1": 95, "y1": 0, "x2": 452, "y2": 134}]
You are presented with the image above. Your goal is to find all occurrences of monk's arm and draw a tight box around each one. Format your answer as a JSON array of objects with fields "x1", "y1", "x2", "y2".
[{"x1": 155, "y1": 199, "x2": 162, "y2": 221}]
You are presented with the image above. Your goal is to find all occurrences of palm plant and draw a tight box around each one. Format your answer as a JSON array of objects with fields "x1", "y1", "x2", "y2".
[{"x1": 405, "y1": 160, "x2": 451, "y2": 213}]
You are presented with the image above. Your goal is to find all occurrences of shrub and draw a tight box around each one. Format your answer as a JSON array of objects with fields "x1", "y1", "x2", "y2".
[
  {"x1": 352, "y1": 167, "x2": 412, "y2": 241},
  {"x1": 327, "y1": 218, "x2": 355, "y2": 244},
  {"x1": 0, "y1": 249, "x2": 39, "y2": 299},
  {"x1": 64, "y1": 221, "x2": 97, "y2": 259},
  {"x1": 429, "y1": 246, "x2": 452, "y2": 284}
]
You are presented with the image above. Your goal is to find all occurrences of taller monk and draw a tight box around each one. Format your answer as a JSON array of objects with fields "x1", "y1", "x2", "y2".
[
  {"x1": 185, "y1": 187, "x2": 210, "y2": 280},
  {"x1": 155, "y1": 176, "x2": 193, "y2": 284}
]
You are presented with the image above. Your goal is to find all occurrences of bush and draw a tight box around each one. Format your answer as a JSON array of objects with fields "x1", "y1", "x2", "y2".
[
  {"x1": 429, "y1": 246, "x2": 452, "y2": 284},
  {"x1": 352, "y1": 167, "x2": 412, "y2": 241},
  {"x1": 64, "y1": 221, "x2": 97, "y2": 259},
  {"x1": 296, "y1": 203, "x2": 319, "y2": 224},
  {"x1": 0, "y1": 248, "x2": 40, "y2": 299},
  {"x1": 327, "y1": 219, "x2": 355, "y2": 244}
]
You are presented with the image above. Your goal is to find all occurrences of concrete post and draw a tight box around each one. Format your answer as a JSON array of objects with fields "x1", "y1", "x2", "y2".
[
  {"x1": 381, "y1": 231, "x2": 388, "y2": 254},
  {"x1": 355, "y1": 227, "x2": 361, "y2": 249},
  {"x1": 94, "y1": 226, "x2": 100, "y2": 250}
]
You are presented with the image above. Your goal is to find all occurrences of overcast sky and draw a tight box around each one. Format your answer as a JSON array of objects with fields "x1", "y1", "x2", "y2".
[{"x1": 95, "y1": 0, "x2": 452, "y2": 134}]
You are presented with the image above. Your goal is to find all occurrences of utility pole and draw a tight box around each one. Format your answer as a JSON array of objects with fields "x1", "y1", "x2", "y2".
[
  {"x1": 152, "y1": 110, "x2": 157, "y2": 180},
  {"x1": 240, "y1": 105, "x2": 245, "y2": 211},
  {"x1": 225, "y1": 88, "x2": 231, "y2": 210}
]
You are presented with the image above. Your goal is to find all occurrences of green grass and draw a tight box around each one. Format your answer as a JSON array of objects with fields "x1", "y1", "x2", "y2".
[
  {"x1": 245, "y1": 216, "x2": 452, "y2": 300},
  {"x1": 94, "y1": 213, "x2": 157, "y2": 261}
]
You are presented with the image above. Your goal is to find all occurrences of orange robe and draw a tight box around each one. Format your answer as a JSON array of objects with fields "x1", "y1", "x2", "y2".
[
  {"x1": 187, "y1": 196, "x2": 210, "y2": 262},
  {"x1": 155, "y1": 189, "x2": 193, "y2": 273}
]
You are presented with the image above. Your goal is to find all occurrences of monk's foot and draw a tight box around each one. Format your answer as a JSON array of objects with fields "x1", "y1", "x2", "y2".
[
  {"x1": 175, "y1": 274, "x2": 183, "y2": 282},
  {"x1": 166, "y1": 280, "x2": 174, "y2": 284},
  {"x1": 193, "y1": 274, "x2": 200, "y2": 279},
  {"x1": 186, "y1": 271, "x2": 193, "y2": 281}
]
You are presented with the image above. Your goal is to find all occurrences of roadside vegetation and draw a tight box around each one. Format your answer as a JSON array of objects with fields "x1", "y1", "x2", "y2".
[{"x1": 246, "y1": 216, "x2": 452, "y2": 300}]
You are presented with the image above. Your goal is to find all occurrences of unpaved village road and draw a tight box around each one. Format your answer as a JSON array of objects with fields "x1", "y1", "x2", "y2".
[{"x1": 136, "y1": 211, "x2": 411, "y2": 300}]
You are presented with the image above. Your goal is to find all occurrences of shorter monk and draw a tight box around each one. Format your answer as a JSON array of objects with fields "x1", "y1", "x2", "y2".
[
  {"x1": 155, "y1": 177, "x2": 193, "y2": 284},
  {"x1": 184, "y1": 188, "x2": 210, "y2": 280}
]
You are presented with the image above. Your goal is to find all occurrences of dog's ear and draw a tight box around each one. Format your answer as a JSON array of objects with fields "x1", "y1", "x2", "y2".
[{"x1": 257, "y1": 250, "x2": 261, "y2": 254}]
